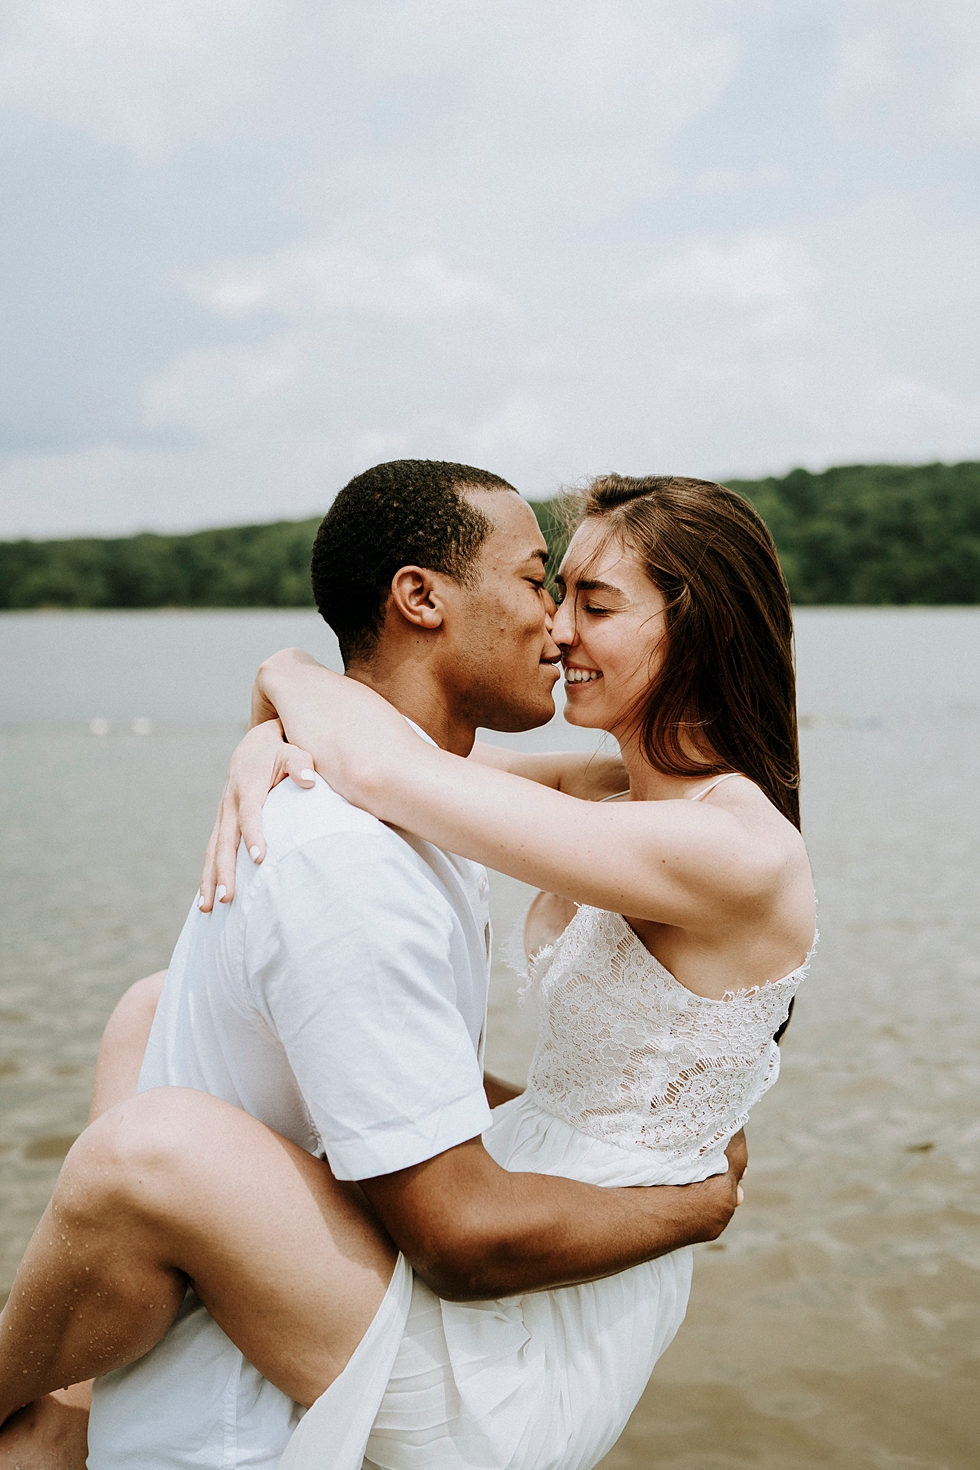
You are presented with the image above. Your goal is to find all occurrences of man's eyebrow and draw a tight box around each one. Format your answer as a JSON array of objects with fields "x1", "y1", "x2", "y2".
[{"x1": 524, "y1": 549, "x2": 548, "y2": 569}]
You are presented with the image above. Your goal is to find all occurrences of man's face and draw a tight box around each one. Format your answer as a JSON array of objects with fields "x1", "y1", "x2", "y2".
[{"x1": 440, "y1": 489, "x2": 562, "y2": 732}]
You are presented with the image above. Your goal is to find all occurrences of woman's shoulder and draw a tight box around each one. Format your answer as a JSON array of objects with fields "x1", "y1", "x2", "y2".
[{"x1": 664, "y1": 775, "x2": 813, "y2": 927}]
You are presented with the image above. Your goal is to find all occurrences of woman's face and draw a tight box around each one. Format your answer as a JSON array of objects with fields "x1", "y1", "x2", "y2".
[{"x1": 553, "y1": 519, "x2": 668, "y2": 740}]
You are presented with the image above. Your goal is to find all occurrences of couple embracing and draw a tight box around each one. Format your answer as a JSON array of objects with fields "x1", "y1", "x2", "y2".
[{"x1": 0, "y1": 460, "x2": 815, "y2": 1470}]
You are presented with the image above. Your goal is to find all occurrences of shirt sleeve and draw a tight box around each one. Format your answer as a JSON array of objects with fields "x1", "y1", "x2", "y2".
[{"x1": 241, "y1": 830, "x2": 491, "y2": 1180}]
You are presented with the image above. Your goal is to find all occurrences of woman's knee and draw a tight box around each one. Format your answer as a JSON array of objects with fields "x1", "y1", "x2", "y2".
[{"x1": 64, "y1": 1089, "x2": 234, "y2": 1224}]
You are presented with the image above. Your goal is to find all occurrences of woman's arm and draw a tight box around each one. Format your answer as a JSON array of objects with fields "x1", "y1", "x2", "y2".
[
  {"x1": 247, "y1": 651, "x2": 790, "y2": 930},
  {"x1": 468, "y1": 744, "x2": 628, "y2": 802}
]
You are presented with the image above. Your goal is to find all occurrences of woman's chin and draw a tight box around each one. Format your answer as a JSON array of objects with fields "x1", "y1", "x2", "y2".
[{"x1": 562, "y1": 701, "x2": 602, "y2": 729}]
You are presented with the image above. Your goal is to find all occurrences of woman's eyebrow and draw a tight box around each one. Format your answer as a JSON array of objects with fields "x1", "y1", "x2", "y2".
[{"x1": 572, "y1": 578, "x2": 622, "y2": 595}]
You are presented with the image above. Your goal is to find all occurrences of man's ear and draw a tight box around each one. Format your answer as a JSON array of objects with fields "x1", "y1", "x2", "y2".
[{"x1": 388, "y1": 565, "x2": 447, "y2": 631}]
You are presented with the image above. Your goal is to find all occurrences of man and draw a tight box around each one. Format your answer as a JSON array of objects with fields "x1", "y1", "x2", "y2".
[{"x1": 0, "y1": 461, "x2": 744, "y2": 1468}]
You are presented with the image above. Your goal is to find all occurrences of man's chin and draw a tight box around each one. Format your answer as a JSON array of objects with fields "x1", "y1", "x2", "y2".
[{"x1": 482, "y1": 696, "x2": 557, "y2": 735}]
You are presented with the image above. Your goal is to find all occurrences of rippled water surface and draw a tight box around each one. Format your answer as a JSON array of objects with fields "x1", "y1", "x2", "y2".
[{"x1": 2, "y1": 608, "x2": 979, "y2": 1469}]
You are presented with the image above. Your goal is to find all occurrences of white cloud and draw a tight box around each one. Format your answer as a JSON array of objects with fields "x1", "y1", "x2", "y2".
[
  {"x1": 827, "y1": 0, "x2": 980, "y2": 147},
  {"x1": 632, "y1": 234, "x2": 819, "y2": 346},
  {"x1": 0, "y1": 0, "x2": 282, "y2": 159},
  {"x1": 133, "y1": 230, "x2": 980, "y2": 515},
  {"x1": 0, "y1": 3, "x2": 978, "y2": 537},
  {"x1": 0, "y1": 0, "x2": 736, "y2": 169},
  {"x1": 188, "y1": 245, "x2": 511, "y2": 322},
  {"x1": 0, "y1": 444, "x2": 198, "y2": 537},
  {"x1": 142, "y1": 339, "x2": 305, "y2": 431},
  {"x1": 606, "y1": 234, "x2": 980, "y2": 476}
]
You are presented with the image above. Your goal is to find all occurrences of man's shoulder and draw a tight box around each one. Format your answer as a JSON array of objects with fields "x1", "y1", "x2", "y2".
[
  {"x1": 261, "y1": 774, "x2": 387, "y2": 857},
  {"x1": 255, "y1": 776, "x2": 485, "y2": 926}
]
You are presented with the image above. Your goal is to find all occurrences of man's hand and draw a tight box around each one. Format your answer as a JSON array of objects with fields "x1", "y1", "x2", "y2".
[
  {"x1": 626, "y1": 1127, "x2": 747, "y2": 1246},
  {"x1": 726, "y1": 1128, "x2": 748, "y2": 1208}
]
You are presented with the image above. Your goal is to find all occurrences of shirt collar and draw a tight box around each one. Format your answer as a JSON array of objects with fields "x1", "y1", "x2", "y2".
[{"x1": 404, "y1": 716, "x2": 438, "y2": 748}]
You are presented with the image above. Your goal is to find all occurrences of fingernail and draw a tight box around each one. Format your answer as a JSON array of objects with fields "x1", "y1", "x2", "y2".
[
  {"x1": 197, "y1": 893, "x2": 206, "y2": 909},
  {"x1": 249, "y1": 845, "x2": 261, "y2": 862},
  {"x1": 301, "y1": 769, "x2": 315, "y2": 783},
  {"x1": 216, "y1": 885, "x2": 227, "y2": 903}
]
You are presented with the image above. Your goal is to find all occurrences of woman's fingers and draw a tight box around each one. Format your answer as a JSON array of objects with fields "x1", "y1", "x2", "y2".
[
  {"x1": 238, "y1": 795, "x2": 268, "y2": 866},
  {"x1": 284, "y1": 746, "x2": 316, "y2": 788},
  {"x1": 198, "y1": 819, "x2": 222, "y2": 913},
  {"x1": 198, "y1": 726, "x2": 313, "y2": 914},
  {"x1": 212, "y1": 800, "x2": 243, "y2": 904}
]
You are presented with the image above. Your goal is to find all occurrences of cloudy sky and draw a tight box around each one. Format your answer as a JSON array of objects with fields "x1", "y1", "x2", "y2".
[{"x1": 1, "y1": 0, "x2": 978, "y2": 538}]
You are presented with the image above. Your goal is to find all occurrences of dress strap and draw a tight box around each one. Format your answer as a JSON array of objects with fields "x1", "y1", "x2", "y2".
[
  {"x1": 602, "y1": 777, "x2": 741, "y2": 803},
  {"x1": 689, "y1": 772, "x2": 741, "y2": 802}
]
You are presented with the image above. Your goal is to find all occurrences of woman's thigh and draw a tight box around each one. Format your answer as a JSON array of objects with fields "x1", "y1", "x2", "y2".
[{"x1": 84, "y1": 1087, "x2": 398, "y2": 1406}]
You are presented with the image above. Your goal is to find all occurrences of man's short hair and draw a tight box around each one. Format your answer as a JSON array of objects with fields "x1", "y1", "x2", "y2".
[{"x1": 311, "y1": 459, "x2": 516, "y2": 664}]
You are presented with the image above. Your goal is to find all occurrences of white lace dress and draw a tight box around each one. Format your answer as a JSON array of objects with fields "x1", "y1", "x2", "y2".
[{"x1": 280, "y1": 905, "x2": 807, "y2": 1470}]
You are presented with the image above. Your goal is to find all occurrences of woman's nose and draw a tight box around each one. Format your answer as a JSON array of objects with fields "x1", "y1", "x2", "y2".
[{"x1": 551, "y1": 599, "x2": 577, "y2": 646}]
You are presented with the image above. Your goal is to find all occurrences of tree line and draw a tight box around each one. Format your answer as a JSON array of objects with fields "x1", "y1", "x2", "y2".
[{"x1": 2, "y1": 461, "x2": 979, "y2": 610}]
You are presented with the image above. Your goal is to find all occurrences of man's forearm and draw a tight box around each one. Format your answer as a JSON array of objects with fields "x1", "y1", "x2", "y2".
[
  {"x1": 483, "y1": 1072, "x2": 523, "y2": 1109},
  {"x1": 362, "y1": 1136, "x2": 741, "y2": 1302},
  {"x1": 446, "y1": 1173, "x2": 733, "y2": 1299}
]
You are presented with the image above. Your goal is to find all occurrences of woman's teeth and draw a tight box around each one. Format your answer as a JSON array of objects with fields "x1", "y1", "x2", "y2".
[{"x1": 564, "y1": 668, "x2": 602, "y2": 683}]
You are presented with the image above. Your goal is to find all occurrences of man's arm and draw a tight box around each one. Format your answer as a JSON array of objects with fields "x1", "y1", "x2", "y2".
[
  {"x1": 360, "y1": 1130, "x2": 746, "y2": 1303},
  {"x1": 483, "y1": 1072, "x2": 522, "y2": 1108},
  {"x1": 253, "y1": 832, "x2": 744, "y2": 1302}
]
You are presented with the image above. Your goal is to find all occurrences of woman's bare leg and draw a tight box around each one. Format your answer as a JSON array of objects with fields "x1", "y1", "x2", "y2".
[
  {"x1": 0, "y1": 1087, "x2": 396, "y2": 1424},
  {"x1": 87, "y1": 971, "x2": 166, "y2": 1123},
  {"x1": 0, "y1": 972, "x2": 167, "y2": 1465}
]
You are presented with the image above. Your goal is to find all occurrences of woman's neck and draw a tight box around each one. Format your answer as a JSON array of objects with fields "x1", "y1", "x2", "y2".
[{"x1": 617, "y1": 733, "x2": 723, "y2": 803}]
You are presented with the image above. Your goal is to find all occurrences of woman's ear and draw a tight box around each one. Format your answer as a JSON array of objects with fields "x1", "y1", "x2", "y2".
[{"x1": 388, "y1": 565, "x2": 446, "y2": 631}]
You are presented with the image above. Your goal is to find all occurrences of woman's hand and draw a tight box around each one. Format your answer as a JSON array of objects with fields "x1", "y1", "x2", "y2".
[
  {"x1": 256, "y1": 648, "x2": 418, "y2": 808},
  {"x1": 198, "y1": 719, "x2": 316, "y2": 910}
]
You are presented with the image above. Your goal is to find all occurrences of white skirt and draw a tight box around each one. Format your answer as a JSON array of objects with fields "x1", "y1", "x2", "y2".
[{"x1": 280, "y1": 1095, "x2": 699, "y2": 1470}]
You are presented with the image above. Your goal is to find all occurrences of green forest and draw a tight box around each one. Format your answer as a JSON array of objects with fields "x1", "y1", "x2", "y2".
[{"x1": 2, "y1": 461, "x2": 979, "y2": 609}]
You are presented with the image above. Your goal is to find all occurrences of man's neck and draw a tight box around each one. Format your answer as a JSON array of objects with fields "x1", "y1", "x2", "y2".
[{"x1": 345, "y1": 658, "x2": 477, "y2": 756}]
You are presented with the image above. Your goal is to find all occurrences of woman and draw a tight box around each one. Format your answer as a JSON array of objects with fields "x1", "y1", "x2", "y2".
[{"x1": 1, "y1": 474, "x2": 814, "y2": 1470}]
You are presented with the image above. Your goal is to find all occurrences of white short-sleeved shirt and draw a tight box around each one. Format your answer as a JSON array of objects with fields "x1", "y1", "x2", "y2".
[{"x1": 88, "y1": 761, "x2": 493, "y2": 1470}]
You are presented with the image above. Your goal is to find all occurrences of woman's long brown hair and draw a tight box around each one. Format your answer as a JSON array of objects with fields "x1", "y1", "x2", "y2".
[{"x1": 569, "y1": 474, "x2": 801, "y2": 829}]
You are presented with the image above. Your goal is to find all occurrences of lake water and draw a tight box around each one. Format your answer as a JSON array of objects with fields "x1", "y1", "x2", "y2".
[{"x1": 1, "y1": 609, "x2": 978, "y2": 1469}]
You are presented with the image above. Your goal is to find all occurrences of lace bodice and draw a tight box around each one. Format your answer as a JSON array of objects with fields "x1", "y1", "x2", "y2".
[{"x1": 519, "y1": 905, "x2": 808, "y2": 1167}]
